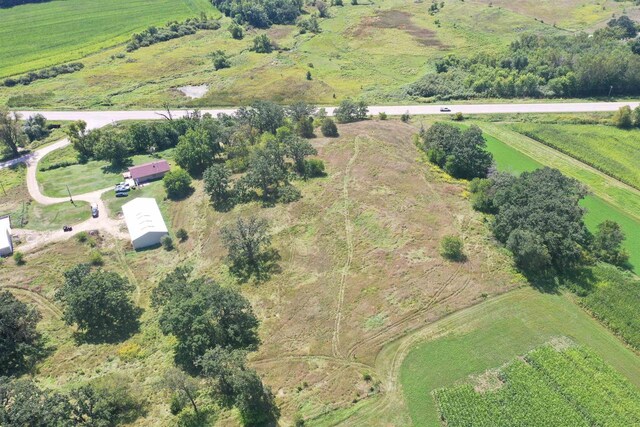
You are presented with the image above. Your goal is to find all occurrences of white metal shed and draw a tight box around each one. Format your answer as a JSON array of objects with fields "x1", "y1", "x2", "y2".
[
  {"x1": 121, "y1": 198, "x2": 168, "y2": 249},
  {"x1": 0, "y1": 216, "x2": 13, "y2": 256}
]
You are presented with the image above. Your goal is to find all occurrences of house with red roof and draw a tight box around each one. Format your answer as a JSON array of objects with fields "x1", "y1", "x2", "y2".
[{"x1": 124, "y1": 160, "x2": 170, "y2": 184}]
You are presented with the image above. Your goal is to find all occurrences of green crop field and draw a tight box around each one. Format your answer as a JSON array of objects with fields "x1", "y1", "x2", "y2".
[
  {"x1": 434, "y1": 344, "x2": 640, "y2": 426},
  {"x1": 0, "y1": 0, "x2": 215, "y2": 78},
  {"x1": 400, "y1": 288, "x2": 640, "y2": 427},
  {"x1": 580, "y1": 263, "x2": 640, "y2": 351},
  {"x1": 509, "y1": 123, "x2": 640, "y2": 190},
  {"x1": 476, "y1": 122, "x2": 640, "y2": 273}
]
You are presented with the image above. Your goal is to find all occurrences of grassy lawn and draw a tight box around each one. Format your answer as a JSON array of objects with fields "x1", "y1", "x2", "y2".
[
  {"x1": 38, "y1": 150, "x2": 175, "y2": 198},
  {"x1": 477, "y1": 122, "x2": 640, "y2": 273},
  {"x1": 509, "y1": 123, "x2": 640, "y2": 190},
  {"x1": 400, "y1": 288, "x2": 640, "y2": 427},
  {"x1": 26, "y1": 200, "x2": 90, "y2": 231},
  {"x1": 0, "y1": 0, "x2": 216, "y2": 78}
]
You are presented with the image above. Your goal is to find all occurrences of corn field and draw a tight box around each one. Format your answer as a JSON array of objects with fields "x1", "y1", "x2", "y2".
[{"x1": 434, "y1": 344, "x2": 640, "y2": 426}]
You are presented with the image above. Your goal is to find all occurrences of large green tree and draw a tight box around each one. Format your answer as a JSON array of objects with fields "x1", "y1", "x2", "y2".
[
  {"x1": 151, "y1": 267, "x2": 260, "y2": 373},
  {"x1": 0, "y1": 291, "x2": 43, "y2": 376},
  {"x1": 283, "y1": 135, "x2": 317, "y2": 175},
  {"x1": 199, "y1": 347, "x2": 280, "y2": 427},
  {"x1": 0, "y1": 109, "x2": 27, "y2": 156},
  {"x1": 333, "y1": 99, "x2": 368, "y2": 123},
  {"x1": 243, "y1": 140, "x2": 288, "y2": 201},
  {"x1": 220, "y1": 216, "x2": 279, "y2": 281},
  {"x1": 56, "y1": 265, "x2": 141, "y2": 342},
  {"x1": 174, "y1": 123, "x2": 222, "y2": 176},
  {"x1": 592, "y1": 220, "x2": 629, "y2": 267},
  {"x1": 203, "y1": 163, "x2": 232, "y2": 207},
  {"x1": 491, "y1": 167, "x2": 590, "y2": 274}
]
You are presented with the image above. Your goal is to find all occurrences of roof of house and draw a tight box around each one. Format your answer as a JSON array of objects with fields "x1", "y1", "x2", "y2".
[
  {"x1": 121, "y1": 198, "x2": 168, "y2": 241},
  {"x1": 128, "y1": 160, "x2": 170, "y2": 180},
  {"x1": 0, "y1": 216, "x2": 12, "y2": 250}
]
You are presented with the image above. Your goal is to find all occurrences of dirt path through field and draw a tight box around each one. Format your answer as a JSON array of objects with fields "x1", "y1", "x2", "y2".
[{"x1": 331, "y1": 136, "x2": 360, "y2": 359}]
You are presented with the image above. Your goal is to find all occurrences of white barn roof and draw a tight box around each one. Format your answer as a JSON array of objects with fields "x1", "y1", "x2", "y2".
[
  {"x1": 0, "y1": 216, "x2": 12, "y2": 256},
  {"x1": 121, "y1": 198, "x2": 168, "y2": 249}
]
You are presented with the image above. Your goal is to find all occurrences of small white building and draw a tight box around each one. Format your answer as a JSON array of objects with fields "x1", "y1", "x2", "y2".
[
  {"x1": 121, "y1": 198, "x2": 168, "y2": 250},
  {"x1": 0, "y1": 215, "x2": 13, "y2": 256}
]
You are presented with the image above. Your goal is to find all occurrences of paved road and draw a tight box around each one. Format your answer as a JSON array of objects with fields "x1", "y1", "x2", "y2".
[{"x1": 16, "y1": 100, "x2": 640, "y2": 124}]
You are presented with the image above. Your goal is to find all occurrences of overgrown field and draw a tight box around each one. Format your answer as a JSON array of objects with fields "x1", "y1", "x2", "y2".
[
  {"x1": 0, "y1": 121, "x2": 523, "y2": 425},
  {"x1": 0, "y1": 0, "x2": 215, "y2": 78},
  {"x1": 399, "y1": 289, "x2": 640, "y2": 427},
  {"x1": 434, "y1": 343, "x2": 640, "y2": 426},
  {"x1": 509, "y1": 123, "x2": 640, "y2": 190},
  {"x1": 1, "y1": 0, "x2": 635, "y2": 108}
]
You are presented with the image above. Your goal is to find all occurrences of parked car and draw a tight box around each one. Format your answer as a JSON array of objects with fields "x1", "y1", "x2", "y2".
[
  {"x1": 114, "y1": 185, "x2": 130, "y2": 193},
  {"x1": 439, "y1": 107, "x2": 451, "y2": 112},
  {"x1": 115, "y1": 191, "x2": 128, "y2": 198},
  {"x1": 91, "y1": 203, "x2": 99, "y2": 218},
  {"x1": 63, "y1": 225, "x2": 73, "y2": 232}
]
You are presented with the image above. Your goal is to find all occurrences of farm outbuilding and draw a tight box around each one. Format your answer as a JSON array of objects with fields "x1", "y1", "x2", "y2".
[
  {"x1": 124, "y1": 160, "x2": 170, "y2": 184},
  {"x1": 121, "y1": 198, "x2": 168, "y2": 250},
  {"x1": 0, "y1": 215, "x2": 13, "y2": 256}
]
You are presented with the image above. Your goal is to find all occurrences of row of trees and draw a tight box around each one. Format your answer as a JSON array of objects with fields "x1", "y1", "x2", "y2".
[
  {"x1": 418, "y1": 122, "x2": 629, "y2": 280},
  {"x1": 2, "y1": 63, "x2": 84, "y2": 87},
  {"x1": 612, "y1": 104, "x2": 640, "y2": 128},
  {"x1": 212, "y1": 0, "x2": 303, "y2": 27},
  {"x1": 409, "y1": 29, "x2": 640, "y2": 100},
  {"x1": 126, "y1": 15, "x2": 220, "y2": 52}
]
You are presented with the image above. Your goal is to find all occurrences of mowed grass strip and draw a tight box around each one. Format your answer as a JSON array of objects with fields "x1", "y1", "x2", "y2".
[
  {"x1": 479, "y1": 123, "x2": 640, "y2": 273},
  {"x1": 0, "y1": 0, "x2": 215, "y2": 77},
  {"x1": 509, "y1": 123, "x2": 640, "y2": 190},
  {"x1": 400, "y1": 288, "x2": 640, "y2": 427}
]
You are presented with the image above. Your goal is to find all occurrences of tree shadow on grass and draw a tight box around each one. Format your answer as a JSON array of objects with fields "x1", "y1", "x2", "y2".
[
  {"x1": 73, "y1": 308, "x2": 142, "y2": 345},
  {"x1": 229, "y1": 249, "x2": 282, "y2": 285},
  {"x1": 101, "y1": 158, "x2": 133, "y2": 175}
]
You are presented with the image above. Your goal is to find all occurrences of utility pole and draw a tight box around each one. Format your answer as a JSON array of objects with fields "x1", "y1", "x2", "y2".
[
  {"x1": 67, "y1": 185, "x2": 74, "y2": 205},
  {"x1": 609, "y1": 85, "x2": 613, "y2": 98}
]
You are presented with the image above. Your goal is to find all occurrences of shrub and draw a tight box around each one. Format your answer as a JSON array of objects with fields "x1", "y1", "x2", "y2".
[
  {"x1": 89, "y1": 250, "x2": 104, "y2": 266},
  {"x1": 229, "y1": 23, "x2": 244, "y2": 39},
  {"x1": 276, "y1": 185, "x2": 302, "y2": 203},
  {"x1": 161, "y1": 235, "x2": 174, "y2": 251},
  {"x1": 176, "y1": 228, "x2": 189, "y2": 242},
  {"x1": 612, "y1": 105, "x2": 633, "y2": 129},
  {"x1": 453, "y1": 112, "x2": 464, "y2": 121},
  {"x1": 439, "y1": 236, "x2": 464, "y2": 261},
  {"x1": 212, "y1": 50, "x2": 230, "y2": 70},
  {"x1": 13, "y1": 251, "x2": 25, "y2": 265},
  {"x1": 334, "y1": 99, "x2": 368, "y2": 123},
  {"x1": 163, "y1": 168, "x2": 193, "y2": 200},
  {"x1": 321, "y1": 118, "x2": 339, "y2": 137},
  {"x1": 378, "y1": 112, "x2": 388, "y2": 120},
  {"x1": 400, "y1": 111, "x2": 411, "y2": 123},
  {"x1": 76, "y1": 231, "x2": 89, "y2": 243},
  {"x1": 252, "y1": 34, "x2": 274, "y2": 53},
  {"x1": 304, "y1": 159, "x2": 326, "y2": 177}
]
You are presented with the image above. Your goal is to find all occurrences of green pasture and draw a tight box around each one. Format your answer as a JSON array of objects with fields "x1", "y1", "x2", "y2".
[
  {"x1": 400, "y1": 288, "x2": 640, "y2": 427},
  {"x1": 26, "y1": 200, "x2": 90, "y2": 231},
  {"x1": 0, "y1": 0, "x2": 215, "y2": 78},
  {"x1": 509, "y1": 123, "x2": 640, "y2": 190}
]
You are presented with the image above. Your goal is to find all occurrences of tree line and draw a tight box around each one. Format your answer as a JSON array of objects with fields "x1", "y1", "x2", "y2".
[
  {"x1": 408, "y1": 23, "x2": 640, "y2": 100},
  {"x1": 2, "y1": 63, "x2": 84, "y2": 87},
  {"x1": 212, "y1": 0, "x2": 303, "y2": 28},
  {"x1": 419, "y1": 123, "x2": 629, "y2": 283},
  {"x1": 0, "y1": 110, "x2": 51, "y2": 158},
  {"x1": 126, "y1": 15, "x2": 220, "y2": 52}
]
